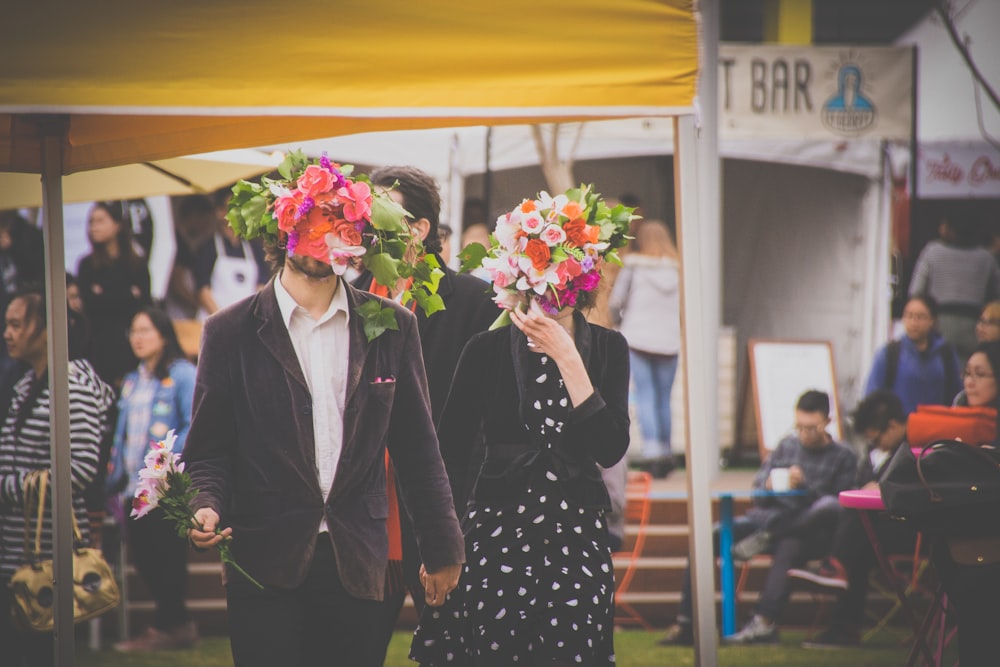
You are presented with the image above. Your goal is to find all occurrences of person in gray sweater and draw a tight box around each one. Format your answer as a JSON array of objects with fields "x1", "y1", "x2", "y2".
[
  {"x1": 608, "y1": 220, "x2": 680, "y2": 478},
  {"x1": 909, "y1": 219, "x2": 1000, "y2": 363}
]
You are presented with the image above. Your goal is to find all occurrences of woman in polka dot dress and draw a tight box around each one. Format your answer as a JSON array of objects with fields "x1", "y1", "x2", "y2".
[{"x1": 410, "y1": 296, "x2": 630, "y2": 666}]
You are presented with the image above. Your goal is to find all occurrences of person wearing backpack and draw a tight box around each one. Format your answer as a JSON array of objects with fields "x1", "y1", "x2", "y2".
[{"x1": 863, "y1": 294, "x2": 962, "y2": 414}]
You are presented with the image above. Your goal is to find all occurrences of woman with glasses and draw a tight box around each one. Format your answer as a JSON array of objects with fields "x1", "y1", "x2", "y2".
[
  {"x1": 105, "y1": 306, "x2": 198, "y2": 652},
  {"x1": 925, "y1": 340, "x2": 1000, "y2": 667},
  {"x1": 975, "y1": 301, "x2": 1000, "y2": 343},
  {"x1": 863, "y1": 294, "x2": 962, "y2": 414}
]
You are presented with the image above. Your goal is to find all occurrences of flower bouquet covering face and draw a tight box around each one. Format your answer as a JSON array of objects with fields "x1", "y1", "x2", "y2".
[
  {"x1": 132, "y1": 430, "x2": 262, "y2": 589},
  {"x1": 461, "y1": 185, "x2": 635, "y2": 328},
  {"x1": 227, "y1": 150, "x2": 445, "y2": 340}
]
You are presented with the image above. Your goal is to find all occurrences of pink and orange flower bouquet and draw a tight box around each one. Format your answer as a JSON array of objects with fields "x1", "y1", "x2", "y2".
[
  {"x1": 460, "y1": 185, "x2": 636, "y2": 328},
  {"x1": 132, "y1": 430, "x2": 262, "y2": 589},
  {"x1": 227, "y1": 150, "x2": 444, "y2": 340}
]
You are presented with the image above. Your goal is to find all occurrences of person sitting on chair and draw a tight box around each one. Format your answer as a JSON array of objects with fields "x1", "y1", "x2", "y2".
[
  {"x1": 659, "y1": 390, "x2": 857, "y2": 646},
  {"x1": 789, "y1": 390, "x2": 919, "y2": 648}
]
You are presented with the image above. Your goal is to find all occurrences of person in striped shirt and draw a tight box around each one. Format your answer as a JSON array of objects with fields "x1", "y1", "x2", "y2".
[{"x1": 0, "y1": 287, "x2": 115, "y2": 667}]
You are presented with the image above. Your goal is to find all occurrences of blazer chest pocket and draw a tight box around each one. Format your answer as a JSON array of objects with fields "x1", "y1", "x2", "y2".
[{"x1": 367, "y1": 380, "x2": 396, "y2": 406}]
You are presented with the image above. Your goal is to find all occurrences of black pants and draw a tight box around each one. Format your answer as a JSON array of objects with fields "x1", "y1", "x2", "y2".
[
  {"x1": 125, "y1": 502, "x2": 191, "y2": 631},
  {"x1": 226, "y1": 535, "x2": 383, "y2": 667},
  {"x1": 0, "y1": 579, "x2": 54, "y2": 667},
  {"x1": 932, "y1": 540, "x2": 1000, "y2": 667},
  {"x1": 828, "y1": 509, "x2": 918, "y2": 630}
]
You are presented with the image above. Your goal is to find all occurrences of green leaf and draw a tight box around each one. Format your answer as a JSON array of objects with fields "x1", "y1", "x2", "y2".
[
  {"x1": 488, "y1": 309, "x2": 512, "y2": 330},
  {"x1": 355, "y1": 301, "x2": 400, "y2": 342},
  {"x1": 411, "y1": 289, "x2": 445, "y2": 317},
  {"x1": 458, "y1": 242, "x2": 488, "y2": 273},
  {"x1": 606, "y1": 250, "x2": 624, "y2": 267},
  {"x1": 366, "y1": 252, "x2": 402, "y2": 288},
  {"x1": 370, "y1": 195, "x2": 410, "y2": 232}
]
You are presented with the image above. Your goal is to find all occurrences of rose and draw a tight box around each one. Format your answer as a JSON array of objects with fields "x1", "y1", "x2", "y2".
[
  {"x1": 555, "y1": 256, "x2": 583, "y2": 288},
  {"x1": 563, "y1": 218, "x2": 599, "y2": 247},
  {"x1": 518, "y1": 211, "x2": 545, "y2": 235},
  {"x1": 330, "y1": 217, "x2": 363, "y2": 247},
  {"x1": 273, "y1": 194, "x2": 303, "y2": 233},
  {"x1": 524, "y1": 238, "x2": 551, "y2": 271},
  {"x1": 297, "y1": 164, "x2": 339, "y2": 198},
  {"x1": 560, "y1": 200, "x2": 583, "y2": 220},
  {"x1": 539, "y1": 224, "x2": 567, "y2": 247},
  {"x1": 339, "y1": 181, "x2": 372, "y2": 222}
]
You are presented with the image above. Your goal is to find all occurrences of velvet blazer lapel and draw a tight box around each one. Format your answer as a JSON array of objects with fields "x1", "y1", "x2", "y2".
[{"x1": 253, "y1": 278, "x2": 308, "y2": 393}]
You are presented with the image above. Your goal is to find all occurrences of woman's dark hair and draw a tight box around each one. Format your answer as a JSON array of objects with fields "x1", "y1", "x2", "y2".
[
  {"x1": 88, "y1": 201, "x2": 143, "y2": 269},
  {"x1": 10, "y1": 284, "x2": 93, "y2": 361},
  {"x1": 973, "y1": 340, "x2": 1000, "y2": 410},
  {"x1": 906, "y1": 293, "x2": 939, "y2": 320},
  {"x1": 132, "y1": 306, "x2": 186, "y2": 380}
]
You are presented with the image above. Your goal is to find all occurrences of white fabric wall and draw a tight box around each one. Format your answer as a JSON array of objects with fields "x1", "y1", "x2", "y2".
[{"x1": 723, "y1": 159, "x2": 875, "y2": 442}]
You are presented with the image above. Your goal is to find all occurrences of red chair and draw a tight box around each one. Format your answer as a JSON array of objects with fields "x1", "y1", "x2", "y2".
[{"x1": 613, "y1": 471, "x2": 653, "y2": 630}]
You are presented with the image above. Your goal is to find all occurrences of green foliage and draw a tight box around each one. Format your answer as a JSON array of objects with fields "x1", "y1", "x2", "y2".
[
  {"x1": 356, "y1": 299, "x2": 400, "y2": 342},
  {"x1": 370, "y1": 195, "x2": 411, "y2": 233},
  {"x1": 458, "y1": 242, "x2": 488, "y2": 273}
]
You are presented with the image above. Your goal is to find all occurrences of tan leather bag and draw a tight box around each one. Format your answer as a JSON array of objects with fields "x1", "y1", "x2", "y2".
[{"x1": 8, "y1": 470, "x2": 121, "y2": 632}]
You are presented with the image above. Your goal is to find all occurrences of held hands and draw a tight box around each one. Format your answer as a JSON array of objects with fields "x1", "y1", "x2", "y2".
[
  {"x1": 420, "y1": 563, "x2": 462, "y2": 607},
  {"x1": 188, "y1": 507, "x2": 232, "y2": 550}
]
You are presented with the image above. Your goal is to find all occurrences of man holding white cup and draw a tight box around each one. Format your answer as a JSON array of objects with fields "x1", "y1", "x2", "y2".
[{"x1": 659, "y1": 390, "x2": 857, "y2": 647}]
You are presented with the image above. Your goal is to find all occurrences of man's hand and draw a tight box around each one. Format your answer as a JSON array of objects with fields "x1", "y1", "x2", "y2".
[
  {"x1": 188, "y1": 507, "x2": 231, "y2": 550},
  {"x1": 788, "y1": 465, "x2": 805, "y2": 489},
  {"x1": 419, "y1": 563, "x2": 462, "y2": 607}
]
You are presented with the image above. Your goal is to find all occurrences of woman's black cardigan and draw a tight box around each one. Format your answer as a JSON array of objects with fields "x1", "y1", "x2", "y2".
[{"x1": 437, "y1": 311, "x2": 631, "y2": 516}]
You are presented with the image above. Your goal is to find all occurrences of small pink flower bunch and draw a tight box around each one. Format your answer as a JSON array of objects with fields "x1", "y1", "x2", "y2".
[
  {"x1": 465, "y1": 185, "x2": 635, "y2": 326},
  {"x1": 131, "y1": 430, "x2": 262, "y2": 589}
]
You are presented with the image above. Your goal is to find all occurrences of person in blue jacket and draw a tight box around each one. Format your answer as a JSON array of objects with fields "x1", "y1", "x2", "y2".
[
  {"x1": 106, "y1": 306, "x2": 198, "y2": 652},
  {"x1": 864, "y1": 294, "x2": 961, "y2": 414}
]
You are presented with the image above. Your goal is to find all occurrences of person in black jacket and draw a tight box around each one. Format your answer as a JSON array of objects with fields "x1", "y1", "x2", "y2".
[
  {"x1": 410, "y1": 187, "x2": 632, "y2": 666},
  {"x1": 789, "y1": 390, "x2": 919, "y2": 648},
  {"x1": 353, "y1": 166, "x2": 497, "y2": 665}
]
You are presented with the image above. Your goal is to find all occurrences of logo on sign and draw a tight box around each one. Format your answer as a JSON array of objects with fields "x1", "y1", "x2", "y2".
[{"x1": 821, "y1": 64, "x2": 876, "y2": 135}]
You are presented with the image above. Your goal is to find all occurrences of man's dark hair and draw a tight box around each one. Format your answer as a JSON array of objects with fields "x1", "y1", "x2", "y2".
[
  {"x1": 796, "y1": 389, "x2": 830, "y2": 416},
  {"x1": 852, "y1": 390, "x2": 906, "y2": 434},
  {"x1": 369, "y1": 166, "x2": 442, "y2": 256}
]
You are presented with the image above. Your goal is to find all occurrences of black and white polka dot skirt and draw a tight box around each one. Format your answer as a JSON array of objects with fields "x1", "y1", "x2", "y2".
[{"x1": 410, "y1": 476, "x2": 616, "y2": 666}]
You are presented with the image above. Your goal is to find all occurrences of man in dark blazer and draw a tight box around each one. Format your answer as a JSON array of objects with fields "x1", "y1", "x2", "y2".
[
  {"x1": 359, "y1": 166, "x2": 497, "y2": 662},
  {"x1": 185, "y1": 243, "x2": 464, "y2": 667}
]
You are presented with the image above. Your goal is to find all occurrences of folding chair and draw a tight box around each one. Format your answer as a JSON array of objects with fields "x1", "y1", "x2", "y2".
[
  {"x1": 613, "y1": 470, "x2": 653, "y2": 630},
  {"x1": 864, "y1": 532, "x2": 935, "y2": 642}
]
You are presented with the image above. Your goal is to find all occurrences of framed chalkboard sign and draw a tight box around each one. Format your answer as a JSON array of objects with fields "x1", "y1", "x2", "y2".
[{"x1": 748, "y1": 339, "x2": 842, "y2": 456}]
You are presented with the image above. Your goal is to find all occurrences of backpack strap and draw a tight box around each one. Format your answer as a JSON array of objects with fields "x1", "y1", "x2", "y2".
[
  {"x1": 939, "y1": 342, "x2": 960, "y2": 405},
  {"x1": 884, "y1": 339, "x2": 902, "y2": 390}
]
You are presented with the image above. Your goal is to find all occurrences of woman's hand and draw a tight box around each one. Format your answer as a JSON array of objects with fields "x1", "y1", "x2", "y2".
[
  {"x1": 509, "y1": 301, "x2": 576, "y2": 364},
  {"x1": 510, "y1": 301, "x2": 594, "y2": 407}
]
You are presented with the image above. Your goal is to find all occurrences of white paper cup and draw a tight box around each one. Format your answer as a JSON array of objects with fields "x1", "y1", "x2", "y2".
[{"x1": 769, "y1": 468, "x2": 791, "y2": 492}]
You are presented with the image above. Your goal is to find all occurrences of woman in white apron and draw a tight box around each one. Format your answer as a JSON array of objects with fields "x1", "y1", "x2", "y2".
[{"x1": 197, "y1": 233, "x2": 260, "y2": 321}]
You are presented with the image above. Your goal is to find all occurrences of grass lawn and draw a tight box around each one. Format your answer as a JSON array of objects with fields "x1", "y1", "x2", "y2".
[{"x1": 75, "y1": 629, "x2": 954, "y2": 666}]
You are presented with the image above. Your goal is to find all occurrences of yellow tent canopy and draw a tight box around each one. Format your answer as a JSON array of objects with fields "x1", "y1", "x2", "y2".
[
  {"x1": 0, "y1": 2, "x2": 714, "y2": 664},
  {"x1": 0, "y1": 0, "x2": 696, "y2": 173}
]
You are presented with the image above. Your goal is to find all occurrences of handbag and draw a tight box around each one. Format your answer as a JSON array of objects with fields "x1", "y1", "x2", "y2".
[
  {"x1": 905, "y1": 404, "x2": 997, "y2": 448},
  {"x1": 8, "y1": 470, "x2": 121, "y2": 632},
  {"x1": 880, "y1": 439, "x2": 1000, "y2": 538}
]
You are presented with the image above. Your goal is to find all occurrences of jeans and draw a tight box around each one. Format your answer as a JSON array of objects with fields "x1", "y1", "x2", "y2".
[
  {"x1": 677, "y1": 495, "x2": 843, "y2": 623},
  {"x1": 629, "y1": 350, "x2": 678, "y2": 460}
]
